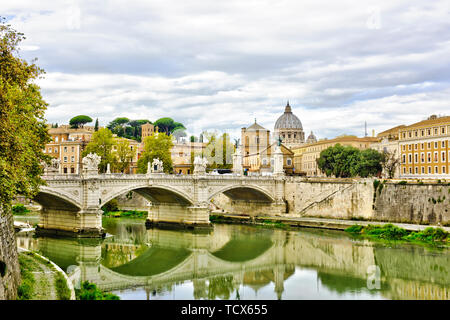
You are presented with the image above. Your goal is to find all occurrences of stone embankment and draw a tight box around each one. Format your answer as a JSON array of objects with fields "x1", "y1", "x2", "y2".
[{"x1": 0, "y1": 208, "x2": 21, "y2": 300}]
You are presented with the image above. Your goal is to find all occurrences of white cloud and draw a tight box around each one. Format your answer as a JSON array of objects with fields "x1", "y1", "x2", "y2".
[{"x1": 3, "y1": 0, "x2": 450, "y2": 140}]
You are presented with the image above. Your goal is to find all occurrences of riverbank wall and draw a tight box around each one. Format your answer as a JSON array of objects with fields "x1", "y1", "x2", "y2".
[
  {"x1": 213, "y1": 178, "x2": 450, "y2": 226},
  {"x1": 0, "y1": 207, "x2": 21, "y2": 300},
  {"x1": 112, "y1": 177, "x2": 450, "y2": 226}
]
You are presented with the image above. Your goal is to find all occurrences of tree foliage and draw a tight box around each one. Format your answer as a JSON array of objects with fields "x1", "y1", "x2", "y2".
[
  {"x1": 137, "y1": 132, "x2": 173, "y2": 173},
  {"x1": 316, "y1": 144, "x2": 383, "y2": 178},
  {"x1": 113, "y1": 139, "x2": 136, "y2": 173},
  {"x1": 69, "y1": 115, "x2": 93, "y2": 128},
  {"x1": 82, "y1": 128, "x2": 116, "y2": 173},
  {"x1": 0, "y1": 19, "x2": 51, "y2": 209},
  {"x1": 154, "y1": 117, "x2": 185, "y2": 135},
  {"x1": 107, "y1": 117, "x2": 151, "y2": 142}
]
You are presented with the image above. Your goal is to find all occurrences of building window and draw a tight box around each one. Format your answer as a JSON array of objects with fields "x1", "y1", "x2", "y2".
[
  {"x1": 443, "y1": 166, "x2": 446, "y2": 174},
  {"x1": 415, "y1": 167, "x2": 418, "y2": 174},
  {"x1": 55, "y1": 136, "x2": 59, "y2": 143},
  {"x1": 434, "y1": 128, "x2": 438, "y2": 135},
  {"x1": 55, "y1": 147, "x2": 58, "y2": 153},
  {"x1": 409, "y1": 167, "x2": 412, "y2": 174},
  {"x1": 442, "y1": 127, "x2": 446, "y2": 134},
  {"x1": 434, "y1": 152, "x2": 438, "y2": 162},
  {"x1": 402, "y1": 154, "x2": 406, "y2": 163},
  {"x1": 72, "y1": 147, "x2": 75, "y2": 152},
  {"x1": 421, "y1": 143, "x2": 424, "y2": 149},
  {"x1": 434, "y1": 142, "x2": 438, "y2": 149},
  {"x1": 63, "y1": 156, "x2": 67, "y2": 163},
  {"x1": 403, "y1": 167, "x2": 406, "y2": 174},
  {"x1": 427, "y1": 152, "x2": 431, "y2": 162},
  {"x1": 414, "y1": 154, "x2": 418, "y2": 163},
  {"x1": 428, "y1": 166, "x2": 431, "y2": 174},
  {"x1": 71, "y1": 167, "x2": 75, "y2": 174},
  {"x1": 435, "y1": 166, "x2": 438, "y2": 174},
  {"x1": 442, "y1": 152, "x2": 446, "y2": 162},
  {"x1": 421, "y1": 167, "x2": 425, "y2": 174},
  {"x1": 427, "y1": 142, "x2": 431, "y2": 149},
  {"x1": 287, "y1": 158, "x2": 292, "y2": 166},
  {"x1": 421, "y1": 130, "x2": 424, "y2": 136},
  {"x1": 442, "y1": 141, "x2": 446, "y2": 148},
  {"x1": 71, "y1": 156, "x2": 75, "y2": 162},
  {"x1": 408, "y1": 154, "x2": 412, "y2": 163},
  {"x1": 63, "y1": 167, "x2": 67, "y2": 173},
  {"x1": 421, "y1": 153, "x2": 424, "y2": 163},
  {"x1": 64, "y1": 146, "x2": 67, "y2": 152}
]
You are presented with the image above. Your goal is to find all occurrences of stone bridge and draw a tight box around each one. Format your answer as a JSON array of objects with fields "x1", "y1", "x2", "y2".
[{"x1": 36, "y1": 172, "x2": 286, "y2": 237}]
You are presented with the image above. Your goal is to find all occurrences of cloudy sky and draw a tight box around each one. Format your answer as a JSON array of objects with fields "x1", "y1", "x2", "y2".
[{"x1": 4, "y1": 0, "x2": 450, "y2": 140}]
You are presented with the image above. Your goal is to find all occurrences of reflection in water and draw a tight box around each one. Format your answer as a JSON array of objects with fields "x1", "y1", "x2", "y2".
[{"x1": 16, "y1": 218, "x2": 450, "y2": 300}]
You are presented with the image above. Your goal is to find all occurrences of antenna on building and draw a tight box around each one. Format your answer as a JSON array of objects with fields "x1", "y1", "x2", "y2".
[{"x1": 364, "y1": 121, "x2": 368, "y2": 137}]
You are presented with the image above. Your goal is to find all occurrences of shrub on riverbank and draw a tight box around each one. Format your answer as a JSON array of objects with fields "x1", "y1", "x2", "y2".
[
  {"x1": 75, "y1": 281, "x2": 120, "y2": 300},
  {"x1": 12, "y1": 204, "x2": 30, "y2": 215},
  {"x1": 103, "y1": 210, "x2": 147, "y2": 218},
  {"x1": 345, "y1": 224, "x2": 449, "y2": 244}
]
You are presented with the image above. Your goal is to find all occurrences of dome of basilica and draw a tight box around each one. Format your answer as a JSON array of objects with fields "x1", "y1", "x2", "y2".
[{"x1": 274, "y1": 102, "x2": 303, "y2": 130}]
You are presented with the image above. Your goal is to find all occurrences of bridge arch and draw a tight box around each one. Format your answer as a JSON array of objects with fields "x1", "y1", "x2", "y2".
[
  {"x1": 33, "y1": 187, "x2": 82, "y2": 211},
  {"x1": 208, "y1": 184, "x2": 275, "y2": 203},
  {"x1": 101, "y1": 184, "x2": 194, "y2": 207}
]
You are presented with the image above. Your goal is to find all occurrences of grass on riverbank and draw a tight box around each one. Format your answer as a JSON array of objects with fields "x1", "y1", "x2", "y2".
[
  {"x1": 17, "y1": 254, "x2": 37, "y2": 300},
  {"x1": 17, "y1": 251, "x2": 72, "y2": 300},
  {"x1": 75, "y1": 281, "x2": 120, "y2": 300},
  {"x1": 345, "y1": 224, "x2": 449, "y2": 244},
  {"x1": 102, "y1": 210, "x2": 147, "y2": 218},
  {"x1": 210, "y1": 214, "x2": 290, "y2": 229}
]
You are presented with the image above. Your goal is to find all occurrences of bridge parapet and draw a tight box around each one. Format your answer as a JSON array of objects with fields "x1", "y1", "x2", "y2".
[{"x1": 37, "y1": 173, "x2": 286, "y2": 237}]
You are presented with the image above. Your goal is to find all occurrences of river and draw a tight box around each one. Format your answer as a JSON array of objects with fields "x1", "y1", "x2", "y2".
[{"x1": 15, "y1": 216, "x2": 450, "y2": 300}]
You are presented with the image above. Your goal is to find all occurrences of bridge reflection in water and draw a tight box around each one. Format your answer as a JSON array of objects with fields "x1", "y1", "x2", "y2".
[{"x1": 16, "y1": 220, "x2": 450, "y2": 300}]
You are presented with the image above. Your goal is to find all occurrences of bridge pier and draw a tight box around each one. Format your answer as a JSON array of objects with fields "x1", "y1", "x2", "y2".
[
  {"x1": 145, "y1": 203, "x2": 212, "y2": 230},
  {"x1": 36, "y1": 208, "x2": 105, "y2": 238}
]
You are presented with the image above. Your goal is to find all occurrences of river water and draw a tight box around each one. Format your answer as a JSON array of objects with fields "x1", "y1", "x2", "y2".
[{"x1": 15, "y1": 216, "x2": 450, "y2": 300}]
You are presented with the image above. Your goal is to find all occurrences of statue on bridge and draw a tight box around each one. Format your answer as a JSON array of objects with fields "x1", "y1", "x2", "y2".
[
  {"x1": 193, "y1": 156, "x2": 208, "y2": 175},
  {"x1": 43, "y1": 158, "x2": 60, "y2": 175},
  {"x1": 149, "y1": 158, "x2": 164, "y2": 174},
  {"x1": 82, "y1": 153, "x2": 101, "y2": 177}
]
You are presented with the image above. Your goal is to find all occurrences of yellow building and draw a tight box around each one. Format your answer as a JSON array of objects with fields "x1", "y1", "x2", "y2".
[
  {"x1": 171, "y1": 142, "x2": 206, "y2": 174},
  {"x1": 399, "y1": 115, "x2": 450, "y2": 178},
  {"x1": 141, "y1": 122, "x2": 155, "y2": 140},
  {"x1": 243, "y1": 142, "x2": 295, "y2": 174},
  {"x1": 44, "y1": 126, "x2": 94, "y2": 174},
  {"x1": 296, "y1": 135, "x2": 380, "y2": 177},
  {"x1": 241, "y1": 120, "x2": 271, "y2": 157},
  {"x1": 370, "y1": 125, "x2": 405, "y2": 178}
]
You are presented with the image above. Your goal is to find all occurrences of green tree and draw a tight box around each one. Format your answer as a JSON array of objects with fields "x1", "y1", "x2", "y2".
[
  {"x1": 154, "y1": 117, "x2": 185, "y2": 135},
  {"x1": 317, "y1": 144, "x2": 383, "y2": 178},
  {"x1": 69, "y1": 115, "x2": 93, "y2": 128},
  {"x1": 137, "y1": 132, "x2": 173, "y2": 173},
  {"x1": 353, "y1": 148, "x2": 383, "y2": 177},
  {"x1": 190, "y1": 135, "x2": 198, "y2": 142},
  {"x1": 0, "y1": 19, "x2": 51, "y2": 209},
  {"x1": 107, "y1": 117, "x2": 130, "y2": 137},
  {"x1": 94, "y1": 118, "x2": 99, "y2": 131},
  {"x1": 113, "y1": 139, "x2": 136, "y2": 173},
  {"x1": 82, "y1": 128, "x2": 116, "y2": 173},
  {"x1": 316, "y1": 144, "x2": 360, "y2": 178}
]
